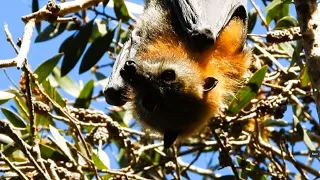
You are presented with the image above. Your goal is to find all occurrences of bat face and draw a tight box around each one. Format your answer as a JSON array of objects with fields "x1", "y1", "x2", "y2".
[{"x1": 120, "y1": 58, "x2": 218, "y2": 142}]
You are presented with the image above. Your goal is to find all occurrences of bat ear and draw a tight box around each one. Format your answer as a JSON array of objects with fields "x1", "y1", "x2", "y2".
[
  {"x1": 163, "y1": 131, "x2": 179, "y2": 149},
  {"x1": 215, "y1": 17, "x2": 246, "y2": 54},
  {"x1": 203, "y1": 77, "x2": 218, "y2": 92}
]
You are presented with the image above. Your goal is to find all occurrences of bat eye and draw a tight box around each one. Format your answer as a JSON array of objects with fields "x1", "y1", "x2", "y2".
[
  {"x1": 161, "y1": 69, "x2": 176, "y2": 81},
  {"x1": 203, "y1": 77, "x2": 218, "y2": 92}
]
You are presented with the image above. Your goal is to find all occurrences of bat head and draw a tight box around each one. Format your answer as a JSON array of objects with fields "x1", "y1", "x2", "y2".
[{"x1": 120, "y1": 56, "x2": 218, "y2": 147}]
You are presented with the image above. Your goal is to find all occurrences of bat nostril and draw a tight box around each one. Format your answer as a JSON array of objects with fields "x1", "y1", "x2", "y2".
[
  {"x1": 121, "y1": 61, "x2": 137, "y2": 83},
  {"x1": 124, "y1": 60, "x2": 136, "y2": 72}
]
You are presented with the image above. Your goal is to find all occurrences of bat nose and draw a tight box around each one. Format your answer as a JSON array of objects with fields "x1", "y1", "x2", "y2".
[
  {"x1": 120, "y1": 60, "x2": 137, "y2": 82},
  {"x1": 124, "y1": 60, "x2": 137, "y2": 74},
  {"x1": 103, "y1": 86, "x2": 127, "y2": 106}
]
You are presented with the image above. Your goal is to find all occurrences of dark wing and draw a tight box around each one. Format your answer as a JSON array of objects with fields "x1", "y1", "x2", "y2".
[
  {"x1": 170, "y1": 0, "x2": 248, "y2": 51},
  {"x1": 104, "y1": 0, "x2": 248, "y2": 106}
]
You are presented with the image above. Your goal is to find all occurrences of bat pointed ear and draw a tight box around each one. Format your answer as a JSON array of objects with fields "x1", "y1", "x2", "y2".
[
  {"x1": 163, "y1": 131, "x2": 179, "y2": 148},
  {"x1": 215, "y1": 18, "x2": 246, "y2": 54},
  {"x1": 203, "y1": 77, "x2": 218, "y2": 92}
]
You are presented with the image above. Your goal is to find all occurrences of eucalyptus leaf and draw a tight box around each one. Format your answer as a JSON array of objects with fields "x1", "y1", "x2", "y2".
[
  {"x1": 13, "y1": 96, "x2": 29, "y2": 122},
  {"x1": 60, "y1": 21, "x2": 94, "y2": 76},
  {"x1": 0, "y1": 91, "x2": 15, "y2": 105},
  {"x1": 32, "y1": 0, "x2": 41, "y2": 33},
  {"x1": 34, "y1": 53, "x2": 63, "y2": 83},
  {"x1": 42, "y1": 79, "x2": 65, "y2": 107},
  {"x1": 248, "y1": 8, "x2": 257, "y2": 34},
  {"x1": 49, "y1": 125, "x2": 75, "y2": 162},
  {"x1": 300, "y1": 66, "x2": 310, "y2": 88},
  {"x1": 92, "y1": 149, "x2": 110, "y2": 169},
  {"x1": 74, "y1": 79, "x2": 94, "y2": 108},
  {"x1": 113, "y1": 0, "x2": 130, "y2": 22},
  {"x1": 265, "y1": 0, "x2": 290, "y2": 25},
  {"x1": 227, "y1": 65, "x2": 268, "y2": 116},
  {"x1": 0, "y1": 134, "x2": 14, "y2": 144},
  {"x1": 274, "y1": 16, "x2": 298, "y2": 30},
  {"x1": 35, "y1": 23, "x2": 67, "y2": 42},
  {"x1": 293, "y1": 115, "x2": 315, "y2": 151},
  {"x1": 1, "y1": 108, "x2": 26, "y2": 128},
  {"x1": 80, "y1": 29, "x2": 115, "y2": 73},
  {"x1": 52, "y1": 67, "x2": 80, "y2": 97},
  {"x1": 279, "y1": 42, "x2": 294, "y2": 57},
  {"x1": 40, "y1": 143, "x2": 68, "y2": 161}
]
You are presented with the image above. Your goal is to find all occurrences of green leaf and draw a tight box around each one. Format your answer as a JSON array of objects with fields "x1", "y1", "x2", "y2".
[
  {"x1": 274, "y1": 16, "x2": 298, "y2": 30},
  {"x1": 42, "y1": 79, "x2": 66, "y2": 107},
  {"x1": 34, "y1": 53, "x2": 63, "y2": 83},
  {"x1": 293, "y1": 115, "x2": 315, "y2": 151},
  {"x1": 95, "y1": 72, "x2": 107, "y2": 80},
  {"x1": 80, "y1": 29, "x2": 115, "y2": 73},
  {"x1": 1, "y1": 108, "x2": 26, "y2": 128},
  {"x1": 49, "y1": 125, "x2": 75, "y2": 161},
  {"x1": 39, "y1": 143, "x2": 68, "y2": 161},
  {"x1": 60, "y1": 20, "x2": 94, "y2": 76},
  {"x1": 279, "y1": 42, "x2": 294, "y2": 57},
  {"x1": 300, "y1": 66, "x2": 310, "y2": 88},
  {"x1": 120, "y1": 28, "x2": 130, "y2": 44},
  {"x1": 92, "y1": 149, "x2": 110, "y2": 169},
  {"x1": 89, "y1": 18, "x2": 108, "y2": 43},
  {"x1": 265, "y1": 0, "x2": 282, "y2": 12},
  {"x1": 74, "y1": 79, "x2": 94, "y2": 108},
  {"x1": 264, "y1": 119, "x2": 289, "y2": 127},
  {"x1": 227, "y1": 65, "x2": 268, "y2": 116},
  {"x1": 52, "y1": 67, "x2": 80, "y2": 97},
  {"x1": 236, "y1": 156, "x2": 268, "y2": 180},
  {"x1": 13, "y1": 95, "x2": 29, "y2": 121},
  {"x1": 248, "y1": 8, "x2": 257, "y2": 34},
  {"x1": 291, "y1": 40, "x2": 303, "y2": 68},
  {"x1": 0, "y1": 134, "x2": 14, "y2": 144},
  {"x1": 36, "y1": 113, "x2": 53, "y2": 127},
  {"x1": 265, "y1": 0, "x2": 290, "y2": 25},
  {"x1": 32, "y1": 0, "x2": 41, "y2": 33},
  {"x1": 0, "y1": 91, "x2": 15, "y2": 105},
  {"x1": 113, "y1": 0, "x2": 130, "y2": 22},
  {"x1": 35, "y1": 23, "x2": 67, "y2": 42}
]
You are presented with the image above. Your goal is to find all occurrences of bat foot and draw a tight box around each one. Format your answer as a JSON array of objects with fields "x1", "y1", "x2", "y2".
[{"x1": 163, "y1": 131, "x2": 179, "y2": 149}]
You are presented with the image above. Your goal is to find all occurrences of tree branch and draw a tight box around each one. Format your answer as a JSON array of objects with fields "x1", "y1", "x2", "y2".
[
  {"x1": 294, "y1": 0, "x2": 320, "y2": 122},
  {"x1": 21, "y1": 0, "x2": 105, "y2": 23}
]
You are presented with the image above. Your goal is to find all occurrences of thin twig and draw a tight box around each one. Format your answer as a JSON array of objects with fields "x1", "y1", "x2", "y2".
[
  {"x1": 0, "y1": 151, "x2": 29, "y2": 180},
  {"x1": 0, "y1": 120, "x2": 51, "y2": 179},
  {"x1": 0, "y1": 59, "x2": 17, "y2": 68},
  {"x1": 22, "y1": 0, "x2": 105, "y2": 23},
  {"x1": 172, "y1": 146, "x2": 181, "y2": 180},
  {"x1": 212, "y1": 130, "x2": 240, "y2": 180},
  {"x1": 4, "y1": 24, "x2": 20, "y2": 54},
  {"x1": 250, "y1": 0, "x2": 270, "y2": 31},
  {"x1": 31, "y1": 76, "x2": 101, "y2": 180},
  {"x1": 254, "y1": 43, "x2": 288, "y2": 74}
]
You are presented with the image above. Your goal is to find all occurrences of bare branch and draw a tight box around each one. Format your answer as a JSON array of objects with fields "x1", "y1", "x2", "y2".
[{"x1": 21, "y1": 0, "x2": 105, "y2": 23}]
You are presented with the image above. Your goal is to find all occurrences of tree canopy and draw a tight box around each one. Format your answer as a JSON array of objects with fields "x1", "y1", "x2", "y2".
[{"x1": 0, "y1": 0, "x2": 320, "y2": 179}]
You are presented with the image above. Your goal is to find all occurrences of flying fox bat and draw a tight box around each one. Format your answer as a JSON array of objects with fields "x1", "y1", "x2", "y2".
[{"x1": 104, "y1": 0, "x2": 251, "y2": 148}]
